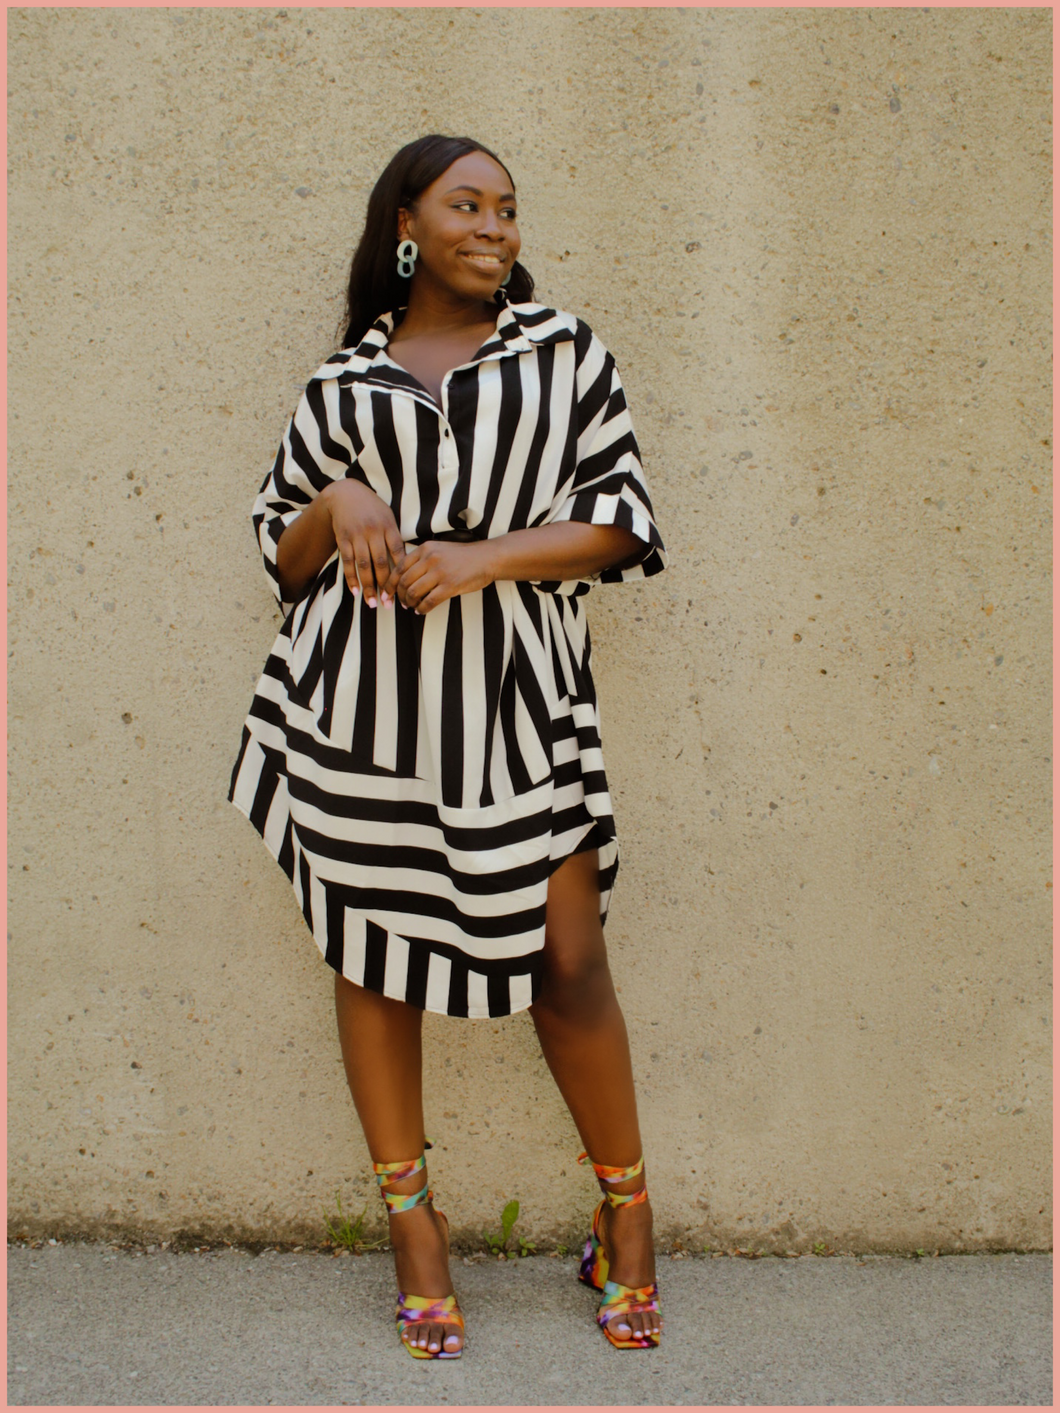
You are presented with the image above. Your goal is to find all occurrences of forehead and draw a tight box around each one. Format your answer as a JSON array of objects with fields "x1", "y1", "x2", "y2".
[{"x1": 427, "y1": 150, "x2": 515, "y2": 198}]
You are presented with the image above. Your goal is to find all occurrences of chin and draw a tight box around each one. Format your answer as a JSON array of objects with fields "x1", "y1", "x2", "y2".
[
  {"x1": 453, "y1": 278, "x2": 503, "y2": 303},
  {"x1": 446, "y1": 261, "x2": 506, "y2": 296}
]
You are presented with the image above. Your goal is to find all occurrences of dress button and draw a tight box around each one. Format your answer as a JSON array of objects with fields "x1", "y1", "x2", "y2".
[{"x1": 443, "y1": 428, "x2": 450, "y2": 438}]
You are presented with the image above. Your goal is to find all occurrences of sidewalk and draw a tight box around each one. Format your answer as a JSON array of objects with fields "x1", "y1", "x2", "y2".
[{"x1": 7, "y1": 1242, "x2": 1051, "y2": 1406}]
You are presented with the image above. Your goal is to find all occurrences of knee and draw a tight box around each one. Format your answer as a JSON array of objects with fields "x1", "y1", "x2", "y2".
[{"x1": 535, "y1": 935, "x2": 614, "y2": 1021}]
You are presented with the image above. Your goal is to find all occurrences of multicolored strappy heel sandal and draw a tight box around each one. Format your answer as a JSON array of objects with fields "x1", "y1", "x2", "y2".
[
  {"x1": 577, "y1": 1150, "x2": 662, "y2": 1350},
  {"x1": 373, "y1": 1141, "x2": 464, "y2": 1360}
]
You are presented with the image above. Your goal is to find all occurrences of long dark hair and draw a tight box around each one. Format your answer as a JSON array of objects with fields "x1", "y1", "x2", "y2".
[{"x1": 340, "y1": 134, "x2": 535, "y2": 349}]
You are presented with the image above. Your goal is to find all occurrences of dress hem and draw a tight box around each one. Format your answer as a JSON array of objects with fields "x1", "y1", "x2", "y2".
[
  {"x1": 229, "y1": 793, "x2": 619, "y2": 1020},
  {"x1": 230, "y1": 794, "x2": 574, "y2": 1020}
]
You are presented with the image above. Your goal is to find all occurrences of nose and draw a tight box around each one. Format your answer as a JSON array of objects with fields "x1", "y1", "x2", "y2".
[{"x1": 475, "y1": 207, "x2": 504, "y2": 239}]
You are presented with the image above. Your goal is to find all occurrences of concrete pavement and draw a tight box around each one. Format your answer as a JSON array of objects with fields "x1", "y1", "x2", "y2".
[{"x1": 7, "y1": 1242, "x2": 1052, "y2": 1406}]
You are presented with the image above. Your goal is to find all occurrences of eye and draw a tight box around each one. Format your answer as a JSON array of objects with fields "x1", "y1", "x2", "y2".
[{"x1": 453, "y1": 200, "x2": 477, "y2": 211}]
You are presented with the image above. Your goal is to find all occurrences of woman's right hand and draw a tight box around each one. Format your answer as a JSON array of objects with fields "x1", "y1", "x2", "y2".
[
  {"x1": 276, "y1": 478, "x2": 406, "y2": 607},
  {"x1": 324, "y1": 479, "x2": 407, "y2": 606}
]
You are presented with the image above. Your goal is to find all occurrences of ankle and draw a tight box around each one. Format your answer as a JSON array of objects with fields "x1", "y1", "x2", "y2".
[
  {"x1": 578, "y1": 1150, "x2": 645, "y2": 1190},
  {"x1": 381, "y1": 1167, "x2": 430, "y2": 1199},
  {"x1": 388, "y1": 1199, "x2": 439, "y2": 1232},
  {"x1": 605, "y1": 1172, "x2": 647, "y2": 1198}
]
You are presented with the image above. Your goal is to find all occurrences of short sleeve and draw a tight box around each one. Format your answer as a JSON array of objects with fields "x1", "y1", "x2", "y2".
[
  {"x1": 251, "y1": 377, "x2": 354, "y2": 618},
  {"x1": 545, "y1": 326, "x2": 667, "y2": 590}
]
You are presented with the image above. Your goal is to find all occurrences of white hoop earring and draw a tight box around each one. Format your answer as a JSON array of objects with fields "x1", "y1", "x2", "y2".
[{"x1": 396, "y1": 238, "x2": 418, "y2": 278}]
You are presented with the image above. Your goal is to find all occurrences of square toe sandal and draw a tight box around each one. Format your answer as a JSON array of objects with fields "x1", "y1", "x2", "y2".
[
  {"x1": 577, "y1": 1150, "x2": 662, "y2": 1350},
  {"x1": 373, "y1": 1143, "x2": 465, "y2": 1360}
]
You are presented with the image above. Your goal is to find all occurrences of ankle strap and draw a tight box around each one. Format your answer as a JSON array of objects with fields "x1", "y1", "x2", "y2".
[
  {"x1": 373, "y1": 1140, "x2": 434, "y2": 1214},
  {"x1": 577, "y1": 1150, "x2": 649, "y2": 1208},
  {"x1": 377, "y1": 1177, "x2": 432, "y2": 1213}
]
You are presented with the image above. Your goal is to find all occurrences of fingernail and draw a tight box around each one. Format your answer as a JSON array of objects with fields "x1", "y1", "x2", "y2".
[
  {"x1": 367, "y1": 596, "x2": 377, "y2": 609},
  {"x1": 350, "y1": 584, "x2": 359, "y2": 596},
  {"x1": 381, "y1": 592, "x2": 392, "y2": 608}
]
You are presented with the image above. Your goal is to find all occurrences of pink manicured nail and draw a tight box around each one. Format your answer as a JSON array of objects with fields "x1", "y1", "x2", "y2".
[
  {"x1": 381, "y1": 591, "x2": 392, "y2": 608},
  {"x1": 350, "y1": 583, "x2": 359, "y2": 596},
  {"x1": 367, "y1": 595, "x2": 377, "y2": 608}
]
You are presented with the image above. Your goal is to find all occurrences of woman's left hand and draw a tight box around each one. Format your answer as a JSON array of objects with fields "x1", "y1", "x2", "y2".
[{"x1": 397, "y1": 540, "x2": 496, "y2": 614}]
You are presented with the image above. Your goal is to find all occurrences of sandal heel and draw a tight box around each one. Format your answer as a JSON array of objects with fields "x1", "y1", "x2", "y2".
[{"x1": 578, "y1": 1199, "x2": 609, "y2": 1291}]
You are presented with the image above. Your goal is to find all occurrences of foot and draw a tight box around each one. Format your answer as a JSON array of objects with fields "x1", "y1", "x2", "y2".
[
  {"x1": 598, "y1": 1184, "x2": 661, "y2": 1344},
  {"x1": 386, "y1": 1178, "x2": 464, "y2": 1356}
]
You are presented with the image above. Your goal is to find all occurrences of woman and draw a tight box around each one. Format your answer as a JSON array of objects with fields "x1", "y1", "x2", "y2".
[{"x1": 230, "y1": 134, "x2": 667, "y2": 1358}]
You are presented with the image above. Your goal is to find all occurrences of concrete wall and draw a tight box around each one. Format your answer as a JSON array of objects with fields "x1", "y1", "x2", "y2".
[{"x1": 9, "y1": 6, "x2": 1051, "y2": 1253}]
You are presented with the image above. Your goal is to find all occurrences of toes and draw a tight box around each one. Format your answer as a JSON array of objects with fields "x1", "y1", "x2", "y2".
[
  {"x1": 403, "y1": 1318, "x2": 463, "y2": 1355},
  {"x1": 607, "y1": 1310, "x2": 659, "y2": 1343},
  {"x1": 630, "y1": 1312, "x2": 659, "y2": 1341},
  {"x1": 429, "y1": 1321, "x2": 463, "y2": 1354}
]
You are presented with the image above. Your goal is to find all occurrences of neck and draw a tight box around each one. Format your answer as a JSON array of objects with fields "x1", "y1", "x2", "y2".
[{"x1": 398, "y1": 277, "x2": 498, "y2": 338}]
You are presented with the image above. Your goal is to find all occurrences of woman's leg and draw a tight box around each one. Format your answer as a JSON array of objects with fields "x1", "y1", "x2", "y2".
[
  {"x1": 528, "y1": 847, "x2": 661, "y2": 1343},
  {"x1": 333, "y1": 974, "x2": 463, "y2": 1354}
]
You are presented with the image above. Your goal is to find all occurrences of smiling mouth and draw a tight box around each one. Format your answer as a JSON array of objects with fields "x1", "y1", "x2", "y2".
[{"x1": 460, "y1": 252, "x2": 506, "y2": 272}]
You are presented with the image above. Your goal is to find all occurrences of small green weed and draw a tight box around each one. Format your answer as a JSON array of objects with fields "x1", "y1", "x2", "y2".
[
  {"x1": 555, "y1": 1242, "x2": 569, "y2": 1257},
  {"x1": 484, "y1": 1198, "x2": 532, "y2": 1257},
  {"x1": 323, "y1": 1193, "x2": 386, "y2": 1253}
]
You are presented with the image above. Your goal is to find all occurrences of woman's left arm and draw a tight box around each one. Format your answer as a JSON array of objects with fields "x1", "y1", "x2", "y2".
[{"x1": 396, "y1": 523, "x2": 642, "y2": 615}]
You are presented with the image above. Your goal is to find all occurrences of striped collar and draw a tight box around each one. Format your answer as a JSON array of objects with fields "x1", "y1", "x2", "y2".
[{"x1": 310, "y1": 292, "x2": 578, "y2": 384}]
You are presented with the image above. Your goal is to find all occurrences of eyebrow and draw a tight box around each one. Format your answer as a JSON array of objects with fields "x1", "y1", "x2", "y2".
[{"x1": 444, "y1": 185, "x2": 517, "y2": 202}]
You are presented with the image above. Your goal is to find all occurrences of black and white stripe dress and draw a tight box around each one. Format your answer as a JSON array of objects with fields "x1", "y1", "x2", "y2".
[{"x1": 229, "y1": 292, "x2": 666, "y2": 1018}]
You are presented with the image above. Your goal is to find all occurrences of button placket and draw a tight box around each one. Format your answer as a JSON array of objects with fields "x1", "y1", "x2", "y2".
[
  {"x1": 436, "y1": 340, "x2": 528, "y2": 472},
  {"x1": 439, "y1": 374, "x2": 461, "y2": 472},
  {"x1": 438, "y1": 415, "x2": 459, "y2": 472}
]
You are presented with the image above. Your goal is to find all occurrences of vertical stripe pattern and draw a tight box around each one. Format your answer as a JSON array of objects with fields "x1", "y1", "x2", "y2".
[{"x1": 230, "y1": 294, "x2": 666, "y2": 1019}]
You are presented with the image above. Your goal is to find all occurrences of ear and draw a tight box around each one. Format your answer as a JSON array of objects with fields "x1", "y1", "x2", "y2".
[{"x1": 396, "y1": 207, "x2": 412, "y2": 241}]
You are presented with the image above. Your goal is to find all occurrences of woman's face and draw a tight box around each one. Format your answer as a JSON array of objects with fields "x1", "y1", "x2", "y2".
[{"x1": 397, "y1": 151, "x2": 521, "y2": 302}]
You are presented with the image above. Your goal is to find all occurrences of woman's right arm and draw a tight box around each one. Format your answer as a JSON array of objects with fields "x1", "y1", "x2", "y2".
[{"x1": 276, "y1": 479, "x2": 408, "y2": 607}]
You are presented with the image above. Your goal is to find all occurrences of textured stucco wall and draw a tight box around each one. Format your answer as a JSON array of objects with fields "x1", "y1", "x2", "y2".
[{"x1": 9, "y1": 6, "x2": 1051, "y2": 1253}]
